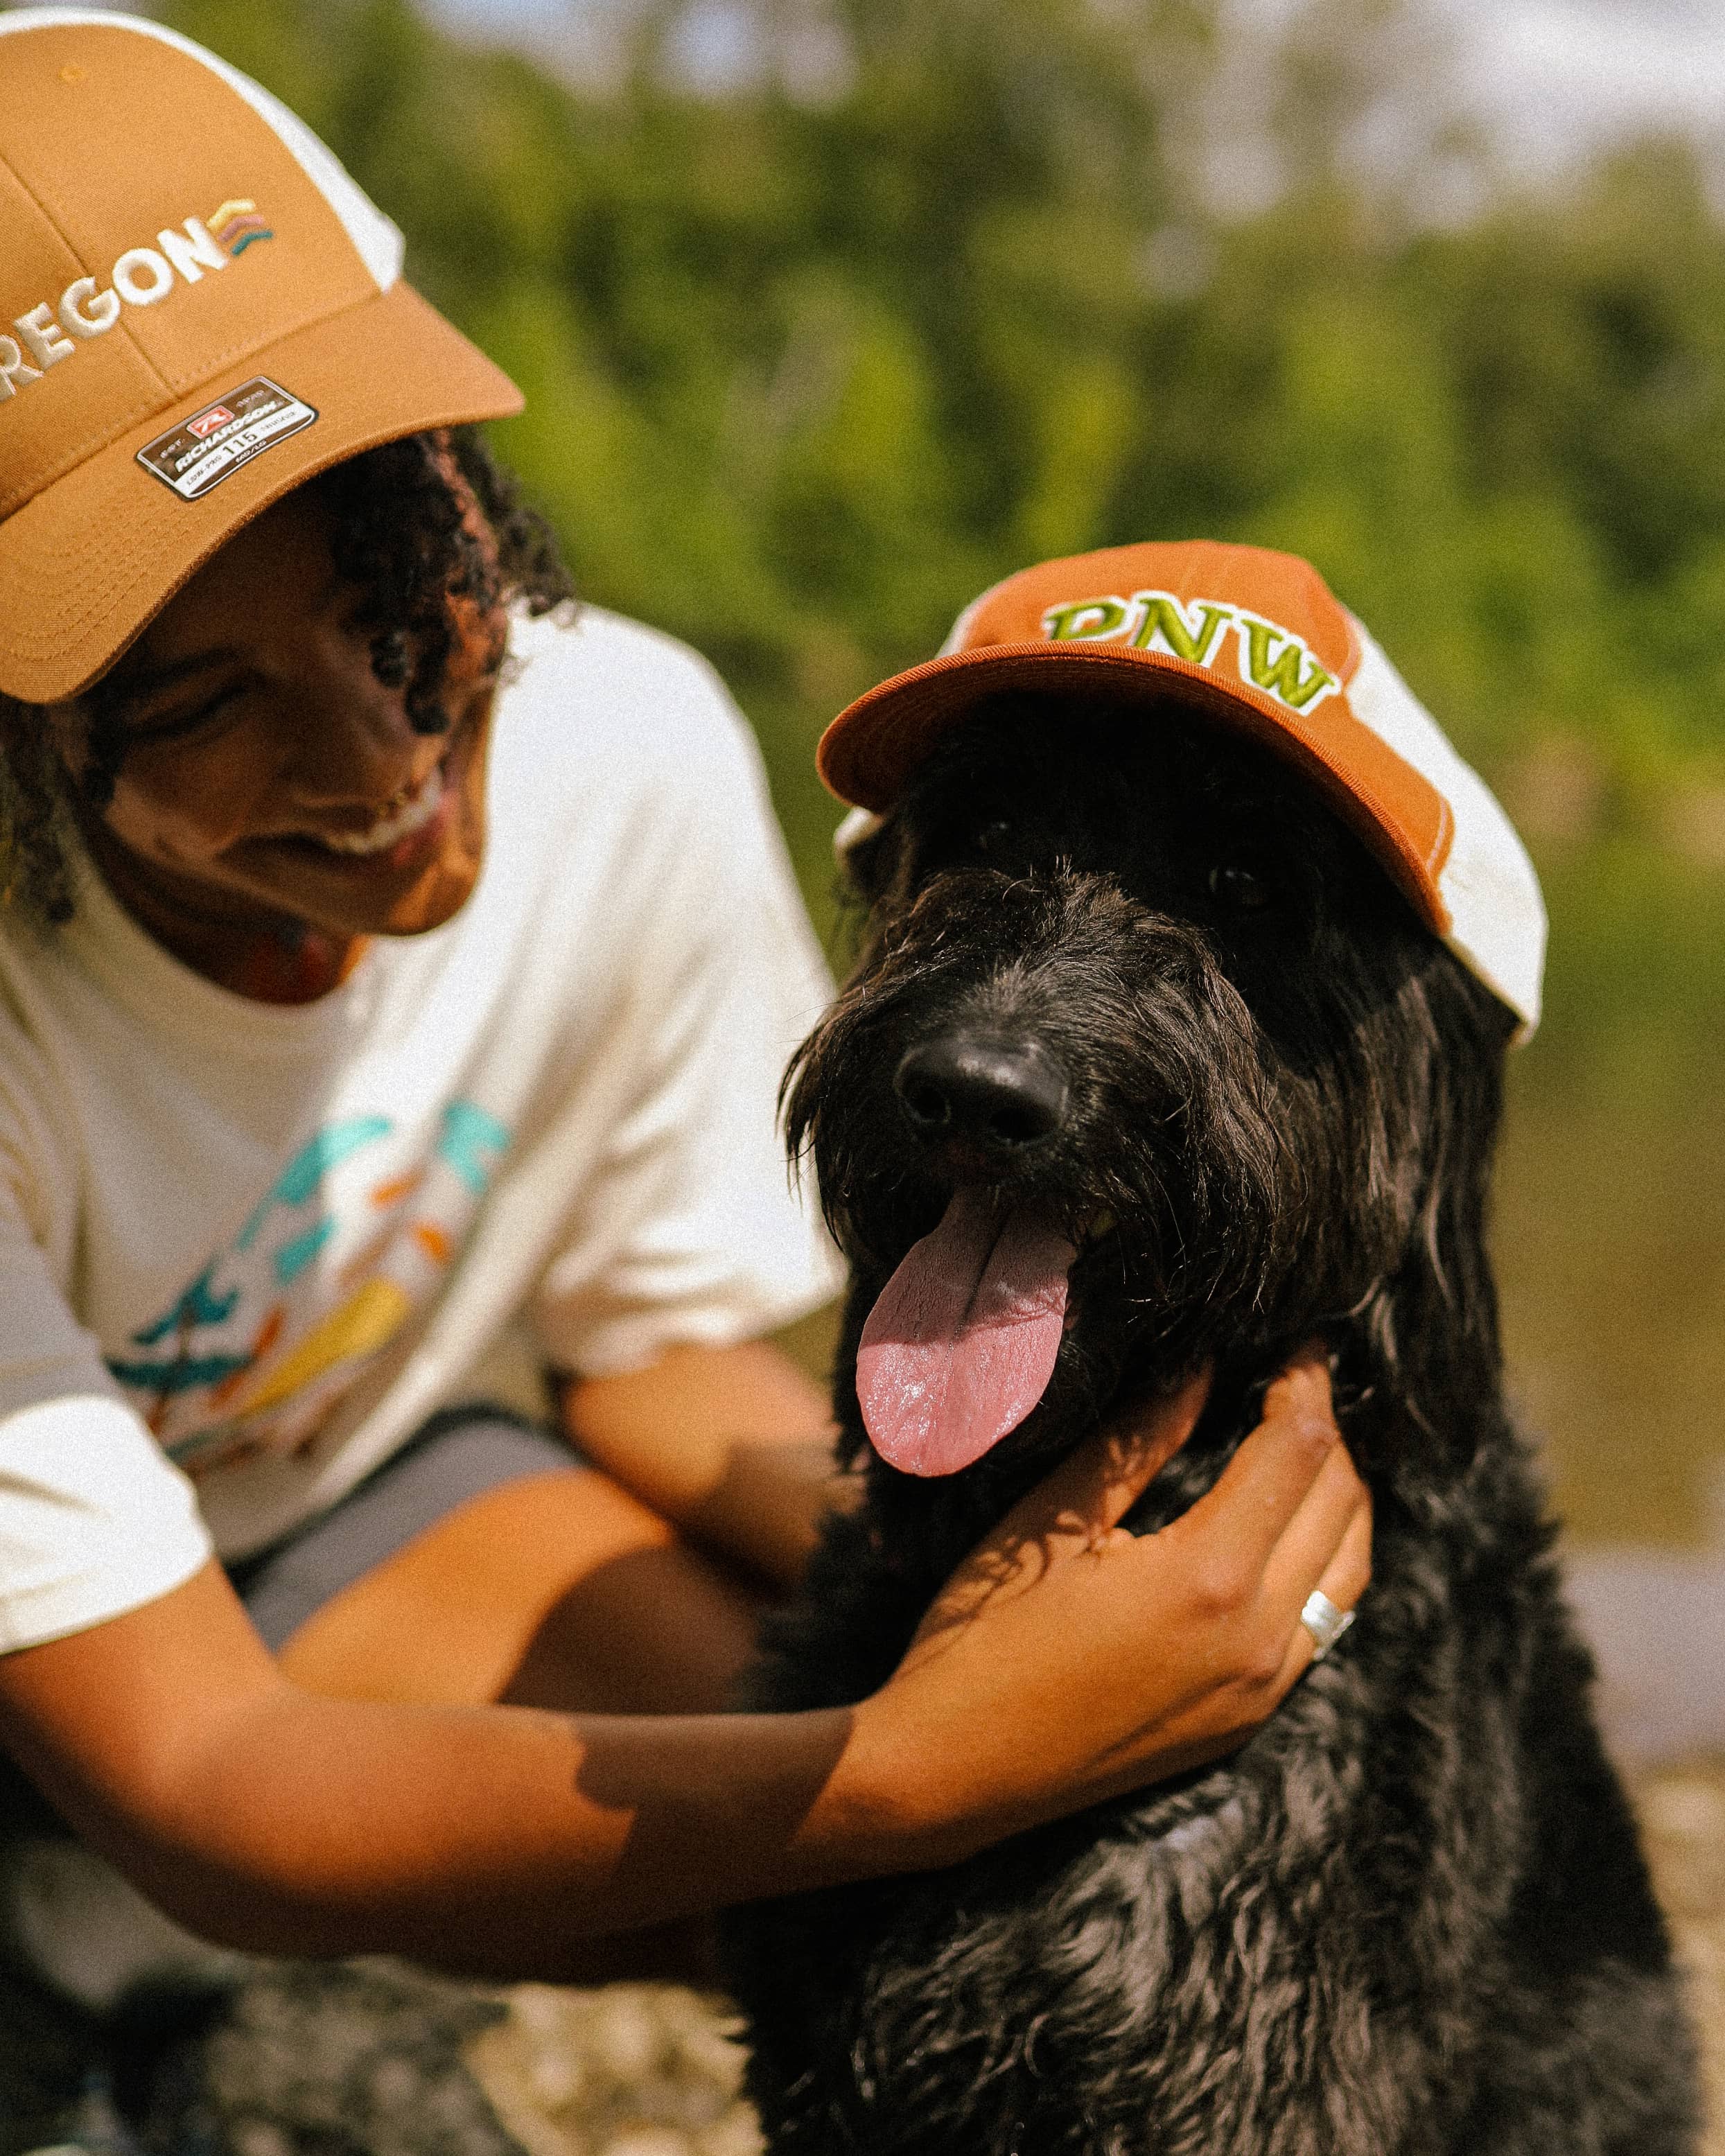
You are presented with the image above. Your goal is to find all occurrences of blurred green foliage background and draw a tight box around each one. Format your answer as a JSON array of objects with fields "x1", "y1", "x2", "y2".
[{"x1": 80, "y1": 0, "x2": 1725, "y2": 1539}]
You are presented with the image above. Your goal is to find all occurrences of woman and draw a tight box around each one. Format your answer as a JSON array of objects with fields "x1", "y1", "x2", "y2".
[{"x1": 0, "y1": 3, "x2": 1367, "y2": 2069}]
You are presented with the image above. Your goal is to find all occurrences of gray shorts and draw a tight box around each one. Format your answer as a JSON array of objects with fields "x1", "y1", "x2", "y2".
[{"x1": 225, "y1": 1406, "x2": 581, "y2": 1650}]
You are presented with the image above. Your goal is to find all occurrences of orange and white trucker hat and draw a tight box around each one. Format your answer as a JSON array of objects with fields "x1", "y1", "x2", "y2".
[
  {"x1": 0, "y1": 8, "x2": 523, "y2": 705},
  {"x1": 821, "y1": 539, "x2": 1546, "y2": 1038}
]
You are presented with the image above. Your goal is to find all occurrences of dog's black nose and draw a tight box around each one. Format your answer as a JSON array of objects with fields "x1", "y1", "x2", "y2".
[{"x1": 893, "y1": 1035, "x2": 1069, "y2": 1153}]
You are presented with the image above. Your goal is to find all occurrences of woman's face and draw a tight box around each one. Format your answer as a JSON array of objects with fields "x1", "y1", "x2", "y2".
[{"x1": 53, "y1": 473, "x2": 504, "y2": 963}]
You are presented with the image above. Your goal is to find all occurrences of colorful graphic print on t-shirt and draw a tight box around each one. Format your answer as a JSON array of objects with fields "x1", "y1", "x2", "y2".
[{"x1": 107, "y1": 1099, "x2": 510, "y2": 1475}]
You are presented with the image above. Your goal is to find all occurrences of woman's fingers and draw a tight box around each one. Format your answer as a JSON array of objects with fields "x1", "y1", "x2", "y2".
[
  {"x1": 1101, "y1": 1354, "x2": 1365, "y2": 1735},
  {"x1": 1325, "y1": 1486, "x2": 1374, "y2": 1613},
  {"x1": 1155, "y1": 1350, "x2": 1338, "y2": 1581},
  {"x1": 1266, "y1": 1491, "x2": 1373, "y2": 1692},
  {"x1": 1256, "y1": 1439, "x2": 1372, "y2": 1636},
  {"x1": 1002, "y1": 1367, "x2": 1212, "y2": 1552},
  {"x1": 902, "y1": 1369, "x2": 1212, "y2": 1660}
]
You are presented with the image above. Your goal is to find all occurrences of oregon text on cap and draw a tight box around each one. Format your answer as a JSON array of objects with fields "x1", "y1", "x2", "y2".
[{"x1": 1, "y1": 207, "x2": 273, "y2": 402}]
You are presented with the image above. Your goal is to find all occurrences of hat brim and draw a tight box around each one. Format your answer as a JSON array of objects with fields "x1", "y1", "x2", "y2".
[
  {"x1": 817, "y1": 640, "x2": 1453, "y2": 936},
  {"x1": 0, "y1": 281, "x2": 523, "y2": 705}
]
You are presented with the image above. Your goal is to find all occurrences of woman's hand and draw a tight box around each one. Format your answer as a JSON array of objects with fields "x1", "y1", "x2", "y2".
[{"x1": 847, "y1": 1351, "x2": 1369, "y2": 1858}]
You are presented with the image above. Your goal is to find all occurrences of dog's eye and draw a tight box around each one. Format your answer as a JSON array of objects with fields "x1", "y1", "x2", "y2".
[
  {"x1": 974, "y1": 819, "x2": 1014, "y2": 857},
  {"x1": 1208, "y1": 861, "x2": 1276, "y2": 913}
]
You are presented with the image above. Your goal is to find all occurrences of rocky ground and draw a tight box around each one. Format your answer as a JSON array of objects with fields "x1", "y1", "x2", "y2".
[
  {"x1": 462, "y1": 1757, "x2": 1725, "y2": 2156},
  {"x1": 466, "y1": 1981, "x2": 762, "y2": 2156}
]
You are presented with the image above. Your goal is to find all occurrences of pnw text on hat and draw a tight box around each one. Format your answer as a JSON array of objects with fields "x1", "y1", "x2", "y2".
[
  {"x1": 1041, "y1": 587, "x2": 1341, "y2": 717},
  {"x1": 1, "y1": 205, "x2": 271, "y2": 401}
]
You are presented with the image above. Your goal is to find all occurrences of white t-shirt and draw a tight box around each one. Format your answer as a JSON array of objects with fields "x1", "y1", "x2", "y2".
[{"x1": 0, "y1": 607, "x2": 843, "y2": 1654}]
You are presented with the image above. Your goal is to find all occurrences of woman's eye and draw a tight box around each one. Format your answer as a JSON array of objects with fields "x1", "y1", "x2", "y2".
[
  {"x1": 125, "y1": 681, "x2": 249, "y2": 747},
  {"x1": 1208, "y1": 861, "x2": 1275, "y2": 913}
]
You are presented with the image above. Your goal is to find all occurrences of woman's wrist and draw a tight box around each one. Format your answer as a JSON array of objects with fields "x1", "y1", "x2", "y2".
[
  {"x1": 809, "y1": 1682, "x2": 1005, "y2": 1875},
  {"x1": 563, "y1": 1699, "x2": 945, "y2": 1922}
]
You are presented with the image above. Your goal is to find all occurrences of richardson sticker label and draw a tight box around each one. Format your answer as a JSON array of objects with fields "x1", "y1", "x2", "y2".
[{"x1": 137, "y1": 378, "x2": 317, "y2": 501}]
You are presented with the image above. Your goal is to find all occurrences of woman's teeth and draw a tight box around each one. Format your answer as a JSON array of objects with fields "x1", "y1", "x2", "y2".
[{"x1": 317, "y1": 767, "x2": 446, "y2": 856}]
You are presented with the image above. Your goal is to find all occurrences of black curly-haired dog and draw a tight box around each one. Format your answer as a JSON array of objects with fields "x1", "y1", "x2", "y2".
[{"x1": 721, "y1": 691, "x2": 1700, "y2": 2155}]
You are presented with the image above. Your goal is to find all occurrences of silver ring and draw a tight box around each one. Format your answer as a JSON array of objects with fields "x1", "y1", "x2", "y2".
[{"x1": 1299, "y1": 1588, "x2": 1356, "y2": 1662}]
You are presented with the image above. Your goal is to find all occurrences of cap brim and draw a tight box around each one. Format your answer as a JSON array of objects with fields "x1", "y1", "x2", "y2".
[
  {"x1": 818, "y1": 641, "x2": 1453, "y2": 936},
  {"x1": 0, "y1": 281, "x2": 524, "y2": 705}
]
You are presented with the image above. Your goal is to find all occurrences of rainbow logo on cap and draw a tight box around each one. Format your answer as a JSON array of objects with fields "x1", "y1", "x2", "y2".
[{"x1": 208, "y1": 198, "x2": 273, "y2": 256}]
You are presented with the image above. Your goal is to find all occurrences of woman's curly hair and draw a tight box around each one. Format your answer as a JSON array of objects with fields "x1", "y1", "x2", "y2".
[{"x1": 0, "y1": 426, "x2": 575, "y2": 923}]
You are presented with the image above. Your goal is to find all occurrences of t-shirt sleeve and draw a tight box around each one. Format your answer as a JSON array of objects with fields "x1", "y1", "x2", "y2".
[
  {"x1": 0, "y1": 1196, "x2": 211, "y2": 1656},
  {"x1": 528, "y1": 650, "x2": 846, "y2": 1378}
]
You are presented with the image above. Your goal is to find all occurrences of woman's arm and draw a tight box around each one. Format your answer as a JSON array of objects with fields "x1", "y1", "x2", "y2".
[
  {"x1": 559, "y1": 1336, "x2": 842, "y2": 1593},
  {"x1": 0, "y1": 1358, "x2": 1366, "y2": 1980}
]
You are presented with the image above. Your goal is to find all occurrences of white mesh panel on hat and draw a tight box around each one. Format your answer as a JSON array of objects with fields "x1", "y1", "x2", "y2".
[{"x1": 1344, "y1": 622, "x2": 1546, "y2": 1037}]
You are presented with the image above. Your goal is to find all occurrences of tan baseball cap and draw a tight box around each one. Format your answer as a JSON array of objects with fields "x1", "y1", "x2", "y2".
[
  {"x1": 0, "y1": 8, "x2": 524, "y2": 705},
  {"x1": 821, "y1": 540, "x2": 1546, "y2": 1037}
]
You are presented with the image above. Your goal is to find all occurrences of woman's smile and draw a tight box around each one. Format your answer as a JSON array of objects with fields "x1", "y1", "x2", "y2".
[
  {"x1": 239, "y1": 694, "x2": 482, "y2": 877},
  {"x1": 308, "y1": 762, "x2": 449, "y2": 857}
]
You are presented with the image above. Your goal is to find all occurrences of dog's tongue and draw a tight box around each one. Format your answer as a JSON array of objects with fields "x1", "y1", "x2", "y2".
[{"x1": 857, "y1": 1189, "x2": 1076, "y2": 1476}]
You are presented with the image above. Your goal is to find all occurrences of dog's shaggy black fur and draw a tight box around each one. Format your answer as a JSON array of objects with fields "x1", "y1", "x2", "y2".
[{"x1": 721, "y1": 692, "x2": 1701, "y2": 2155}]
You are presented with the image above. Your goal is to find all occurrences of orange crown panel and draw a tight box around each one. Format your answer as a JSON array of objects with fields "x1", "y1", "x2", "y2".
[{"x1": 2, "y1": 28, "x2": 375, "y2": 395}]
